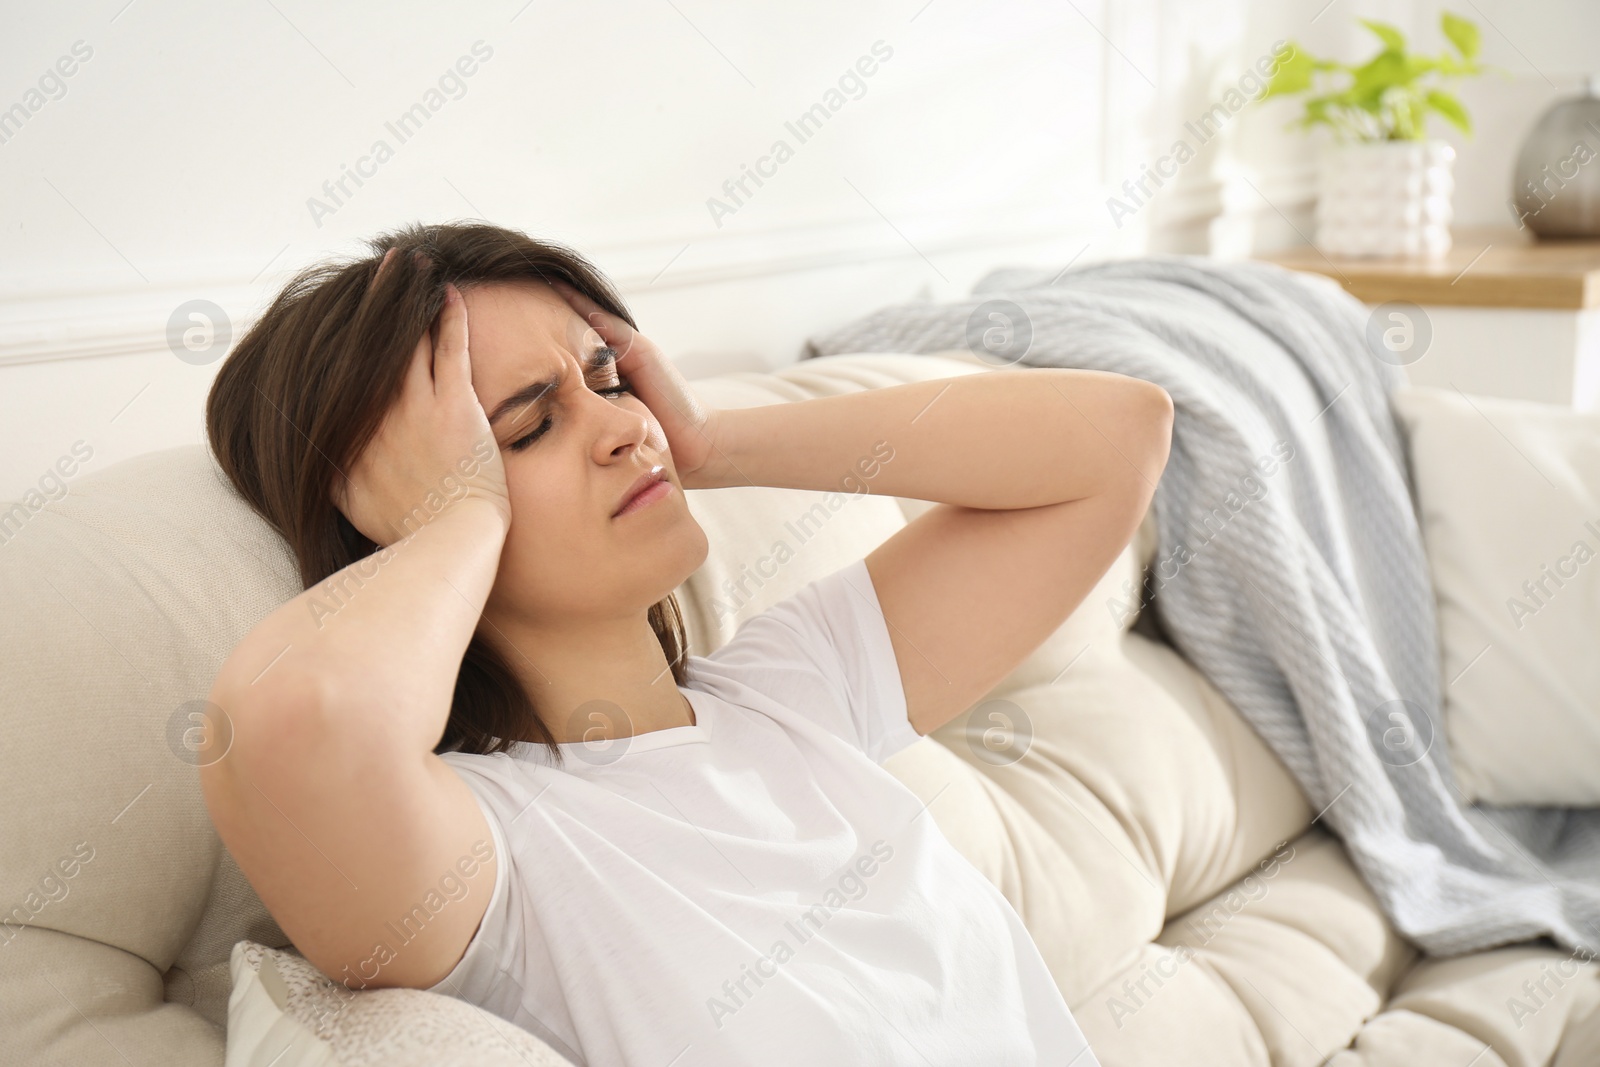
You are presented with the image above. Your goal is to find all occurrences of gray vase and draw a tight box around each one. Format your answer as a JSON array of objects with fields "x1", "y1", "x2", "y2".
[{"x1": 1511, "y1": 75, "x2": 1600, "y2": 237}]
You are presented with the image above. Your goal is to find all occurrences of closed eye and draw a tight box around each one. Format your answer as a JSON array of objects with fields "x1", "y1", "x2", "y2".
[
  {"x1": 506, "y1": 418, "x2": 551, "y2": 452},
  {"x1": 505, "y1": 348, "x2": 631, "y2": 452}
]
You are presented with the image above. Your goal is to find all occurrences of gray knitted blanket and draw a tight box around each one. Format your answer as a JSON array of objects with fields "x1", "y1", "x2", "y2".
[{"x1": 803, "y1": 256, "x2": 1600, "y2": 957}]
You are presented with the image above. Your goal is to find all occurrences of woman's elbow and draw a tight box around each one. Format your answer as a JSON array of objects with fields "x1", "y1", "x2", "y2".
[
  {"x1": 1149, "y1": 380, "x2": 1174, "y2": 455},
  {"x1": 1124, "y1": 379, "x2": 1174, "y2": 489}
]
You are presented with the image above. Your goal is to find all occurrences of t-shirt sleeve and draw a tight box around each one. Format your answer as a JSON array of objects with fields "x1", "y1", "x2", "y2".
[
  {"x1": 426, "y1": 762, "x2": 519, "y2": 1003},
  {"x1": 701, "y1": 556, "x2": 921, "y2": 763},
  {"x1": 425, "y1": 758, "x2": 585, "y2": 1061}
]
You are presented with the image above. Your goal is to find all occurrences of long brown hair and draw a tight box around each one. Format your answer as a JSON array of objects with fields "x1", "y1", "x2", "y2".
[{"x1": 206, "y1": 221, "x2": 690, "y2": 760}]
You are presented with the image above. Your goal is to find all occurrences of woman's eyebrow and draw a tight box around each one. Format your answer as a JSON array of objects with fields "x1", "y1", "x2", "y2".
[{"x1": 487, "y1": 345, "x2": 615, "y2": 427}]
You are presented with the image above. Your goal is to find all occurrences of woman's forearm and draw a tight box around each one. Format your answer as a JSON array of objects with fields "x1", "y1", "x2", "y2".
[
  {"x1": 211, "y1": 497, "x2": 509, "y2": 759},
  {"x1": 692, "y1": 368, "x2": 1172, "y2": 509}
]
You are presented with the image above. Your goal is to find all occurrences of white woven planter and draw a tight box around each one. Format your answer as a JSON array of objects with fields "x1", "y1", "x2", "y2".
[{"x1": 1316, "y1": 140, "x2": 1456, "y2": 258}]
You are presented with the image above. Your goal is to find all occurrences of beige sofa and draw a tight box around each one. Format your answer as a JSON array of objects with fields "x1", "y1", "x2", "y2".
[{"x1": 3, "y1": 350, "x2": 1599, "y2": 1066}]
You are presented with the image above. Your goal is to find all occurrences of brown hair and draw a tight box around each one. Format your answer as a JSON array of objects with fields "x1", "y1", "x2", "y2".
[{"x1": 206, "y1": 221, "x2": 690, "y2": 761}]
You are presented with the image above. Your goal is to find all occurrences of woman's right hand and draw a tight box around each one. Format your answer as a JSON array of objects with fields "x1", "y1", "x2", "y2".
[{"x1": 333, "y1": 280, "x2": 511, "y2": 547}]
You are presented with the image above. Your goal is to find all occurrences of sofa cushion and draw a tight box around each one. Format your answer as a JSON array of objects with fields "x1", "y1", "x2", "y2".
[
  {"x1": 1392, "y1": 386, "x2": 1600, "y2": 805},
  {"x1": 1078, "y1": 829, "x2": 1414, "y2": 1067},
  {"x1": 1332, "y1": 944, "x2": 1600, "y2": 1067}
]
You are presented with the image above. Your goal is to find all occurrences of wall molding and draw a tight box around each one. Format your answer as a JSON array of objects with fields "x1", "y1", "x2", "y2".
[{"x1": 0, "y1": 199, "x2": 1112, "y2": 369}]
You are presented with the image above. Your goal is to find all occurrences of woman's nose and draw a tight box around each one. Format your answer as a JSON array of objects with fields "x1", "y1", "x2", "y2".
[{"x1": 588, "y1": 390, "x2": 651, "y2": 458}]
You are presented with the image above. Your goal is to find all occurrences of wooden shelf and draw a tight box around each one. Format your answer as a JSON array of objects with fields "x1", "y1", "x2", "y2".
[{"x1": 1261, "y1": 227, "x2": 1600, "y2": 310}]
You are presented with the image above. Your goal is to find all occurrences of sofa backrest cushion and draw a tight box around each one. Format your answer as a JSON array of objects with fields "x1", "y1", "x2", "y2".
[
  {"x1": 1393, "y1": 385, "x2": 1600, "y2": 805},
  {"x1": 0, "y1": 444, "x2": 301, "y2": 1060}
]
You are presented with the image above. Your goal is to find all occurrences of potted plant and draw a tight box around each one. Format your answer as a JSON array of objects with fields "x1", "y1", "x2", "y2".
[{"x1": 1262, "y1": 12, "x2": 1488, "y2": 258}]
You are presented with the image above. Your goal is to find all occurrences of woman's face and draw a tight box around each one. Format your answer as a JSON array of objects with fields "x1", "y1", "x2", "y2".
[{"x1": 459, "y1": 281, "x2": 707, "y2": 624}]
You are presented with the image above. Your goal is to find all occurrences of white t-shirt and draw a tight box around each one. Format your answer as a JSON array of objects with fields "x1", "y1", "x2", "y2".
[{"x1": 427, "y1": 556, "x2": 1098, "y2": 1067}]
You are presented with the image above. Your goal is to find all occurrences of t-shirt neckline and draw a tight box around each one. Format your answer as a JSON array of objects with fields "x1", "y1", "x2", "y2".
[{"x1": 505, "y1": 687, "x2": 711, "y2": 766}]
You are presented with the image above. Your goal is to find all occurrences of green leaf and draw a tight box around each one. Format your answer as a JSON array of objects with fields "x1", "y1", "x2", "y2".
[
  {"x1": 1347, "y1": 51, "x2": 1411, "y2": 108},
  {"x1": 1426, "y1": 88, "x2": 1473, "y2": 133},
  {"x1": 1403, "y1": 55, "x2": 1439, "y2": 81},
  {"x1": 1266, "y1": 13, "x2": 1487, "y2": 140},
  {"x1": 1360, "y1": 19, "x2": 1407, "y2": 52},
  {"x1": 1262, "y1": 43, "x2": 1315, "y2": 97},
  {"x1": 1441, "y1": 12, "x2": 1481, "y2": 59}
]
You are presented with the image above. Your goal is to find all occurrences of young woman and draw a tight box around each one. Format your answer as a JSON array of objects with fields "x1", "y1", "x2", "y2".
[{"x1": 199, "y1": 222, "x2": 1171, "y2": 1065}]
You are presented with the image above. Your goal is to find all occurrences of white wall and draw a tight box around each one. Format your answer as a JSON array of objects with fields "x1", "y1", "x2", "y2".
[{"x1": 2, "y1": 0, "x2": 1592, "y2": 500}]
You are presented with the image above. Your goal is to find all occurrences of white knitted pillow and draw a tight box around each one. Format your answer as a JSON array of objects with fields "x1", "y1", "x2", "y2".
[{"x1": 225, "y1": 940, "x2": 570, "y2": 1067}]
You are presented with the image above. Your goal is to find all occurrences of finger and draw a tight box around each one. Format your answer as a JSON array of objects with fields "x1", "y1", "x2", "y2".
[
  {"x1": 404, "y1": 312, "x2": 435, "y2": 398},
  {"x1": 548, "y1": 279, "x2": 596, "y2": 318},
  {"x1": 549, "y1": 280, "x2": 629, "y2": 349},
  {"x1": 603, "y1": 318, "x2": 649, "y2": 370},
  {"x1": 381, "y1": 247, "x2": 435, "y2": 393},
  {"x1": 433, "y1": 284, "x2": 472, "y2": 399},
  {"x1": 369, "y1": 246, "x2": 399, "y2": 291}
]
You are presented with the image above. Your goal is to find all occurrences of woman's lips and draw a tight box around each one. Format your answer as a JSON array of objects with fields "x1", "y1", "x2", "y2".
[{"x1": 613, "y1": 475, "x2": 671, "y2": 518}]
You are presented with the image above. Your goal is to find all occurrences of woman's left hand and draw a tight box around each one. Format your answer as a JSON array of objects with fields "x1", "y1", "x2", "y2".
[{"x1": 549, "y1": 280, "x2": 723, "y2": 488}]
